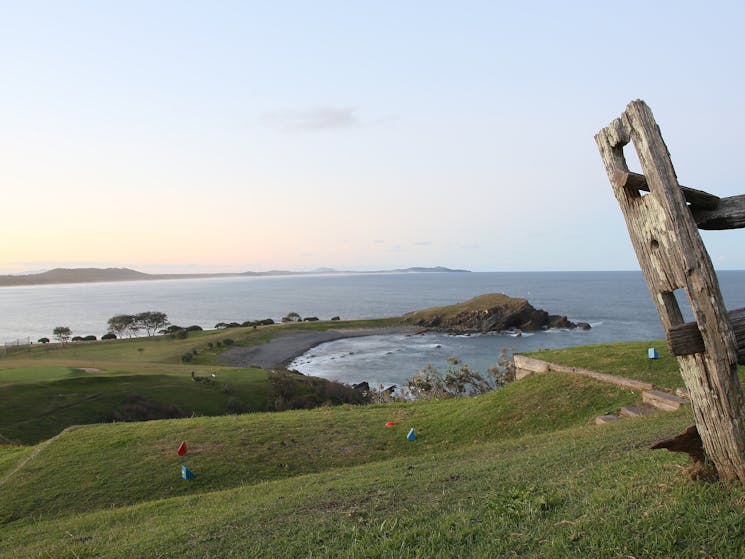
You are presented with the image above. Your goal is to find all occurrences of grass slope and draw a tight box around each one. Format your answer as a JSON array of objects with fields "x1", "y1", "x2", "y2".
[
  {"x1": 529, "y1": 341, "x2": 745, "y2": 390},
  {"x1": 1, "y1": 320, "x2": 397, "y2": 444},
  {"x1": 3, "y1": 335, "x2": 745, "y2": 557},
  {"x1": 5, "y1": 410, "x2": 745, "y2": 558},
  {"x1": 0, "y1": 372, "x2": 638, "y2": 524}
]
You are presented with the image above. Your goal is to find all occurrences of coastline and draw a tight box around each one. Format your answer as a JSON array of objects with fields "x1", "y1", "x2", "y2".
[{"x1": 218, "y1": 326, "x2": 422, "y2": 369}]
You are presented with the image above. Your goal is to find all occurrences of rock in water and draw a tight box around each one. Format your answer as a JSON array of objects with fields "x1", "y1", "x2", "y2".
[{"x1": 400, "y1": 293, "x2": 589, "y2": 333}]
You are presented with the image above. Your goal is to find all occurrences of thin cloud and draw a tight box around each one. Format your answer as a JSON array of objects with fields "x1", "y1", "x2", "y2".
[{"x1": 262, "y1": 107, "x2": 361, "y2": 132}]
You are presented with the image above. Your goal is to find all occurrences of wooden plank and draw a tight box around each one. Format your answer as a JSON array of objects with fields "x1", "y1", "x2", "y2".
[
  {"x1": 642, "y1": 389, "x2": 689, "y2": 411},
  {"x1": 692, "y1": 194, "x2": 745, "y2": 230},
  {"x1": 549, "y1": 363, "x2": 654, "y2": 391},
  {"x1": 596, "y1": 100, "x2": 745, "y2": 482},
  {"x1": 668, "y1": 307, "x2": 745, "y2": 364},
  {"x1": 619, "y1": 170, "x2": 720, "y2": 210}
]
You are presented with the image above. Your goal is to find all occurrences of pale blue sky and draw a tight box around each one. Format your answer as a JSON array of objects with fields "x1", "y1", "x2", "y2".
[{"x1": 1, "y1": 1, "x2": 744, "y2": 273}]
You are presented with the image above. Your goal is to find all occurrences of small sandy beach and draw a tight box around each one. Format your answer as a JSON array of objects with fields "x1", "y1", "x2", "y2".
[{"x1": 218, "y1": 326, "x2": 421, "y2": 369}]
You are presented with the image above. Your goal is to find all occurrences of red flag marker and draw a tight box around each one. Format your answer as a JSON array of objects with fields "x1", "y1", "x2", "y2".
[
  {"x1": 385, "y1": 421, "x2": 395, "y2": 427},
  {"x1": 177, "y1": 441, "x2": 187, "y2": 456}
]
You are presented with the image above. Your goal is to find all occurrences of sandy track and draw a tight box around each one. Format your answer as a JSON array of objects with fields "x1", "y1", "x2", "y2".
[{"x1": 218, "y1": 326, "x2": 420, "y2": 369}]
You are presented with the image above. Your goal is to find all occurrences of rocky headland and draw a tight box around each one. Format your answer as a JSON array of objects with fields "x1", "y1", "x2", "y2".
[{"x1": 401, "y1": 293, "x2": 591, "y2": 333}]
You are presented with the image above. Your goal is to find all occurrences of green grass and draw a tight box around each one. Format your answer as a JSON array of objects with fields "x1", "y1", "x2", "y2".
[
  {"x1": 2, "y1": 332, "x2": 745, "y2": 557},
  {"x1": 0, "y1": 372, "x2": 638, "y2": 524},
  {"x1": 2, "y1": 318, "x2": 401, "y2": 366},
  {"x1": 1, "y1": 321, "x2": 400, "y2": 444},
  {"x1": 401, "y1": 293, "x2": 527, "y2": 323},
  {"x1": 527, "y1": 340, "x2": 745, "y2": 390},
  {"x1": 0, "y1": 367, "x2": 270, "y2": 444},
  {"x1": 4, "y1": 408, "x2": 744, "y2": 558}
]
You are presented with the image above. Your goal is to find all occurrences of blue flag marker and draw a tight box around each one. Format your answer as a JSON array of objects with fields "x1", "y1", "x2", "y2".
[
  {"x1": 407, "y1": 428, "x2": 417, "y2": 441},
  {"x1": 181, "y1": 465, "x2": 196, "y2": 480},
  {"x1": 648, "y1": 347, "x2": 659, "y2": 359}
]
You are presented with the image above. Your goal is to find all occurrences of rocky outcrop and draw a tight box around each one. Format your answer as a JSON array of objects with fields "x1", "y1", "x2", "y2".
[{"x1": 401, "y1": 293, "x2": 590, "y2": 333}]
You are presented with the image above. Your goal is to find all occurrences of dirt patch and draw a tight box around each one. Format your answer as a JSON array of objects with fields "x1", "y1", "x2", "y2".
[{"x1": 218, "y1": 326, "x2": 420, "y2": 369}]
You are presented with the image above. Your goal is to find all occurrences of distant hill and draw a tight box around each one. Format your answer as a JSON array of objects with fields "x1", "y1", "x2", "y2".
[{"x1": 0, "y1": 266, "x2": 470, "y2": 287}]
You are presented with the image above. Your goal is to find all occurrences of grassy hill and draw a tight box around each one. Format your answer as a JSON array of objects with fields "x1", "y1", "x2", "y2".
[
  {"x1": 0, "y1": 320, "x2": 396, "y2": 444},
  {"x1": 2, "y1": 326, "x2": 745, "y2": 557}
]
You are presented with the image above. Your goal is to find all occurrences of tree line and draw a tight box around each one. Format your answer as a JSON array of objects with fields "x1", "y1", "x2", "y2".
[{"x1": 41, "y1": 310, "x2": 339, "y2": 344}]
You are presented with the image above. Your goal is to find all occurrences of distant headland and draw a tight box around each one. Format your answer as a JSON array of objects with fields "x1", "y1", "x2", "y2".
[{"x1": 0, "y1": 266, "x2": 470, "y2": 287}]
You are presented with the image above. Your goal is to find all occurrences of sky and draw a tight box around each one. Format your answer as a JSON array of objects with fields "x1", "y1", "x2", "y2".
[{"x1": 1, "y1": 1, "x2": 744, "y2": 274}]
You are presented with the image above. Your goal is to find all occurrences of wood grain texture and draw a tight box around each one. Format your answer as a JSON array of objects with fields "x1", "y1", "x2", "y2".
[
  {"x1": 596, "y1": 100, "x2": 745, "y2": 482},
  {"x1": 668, "y1": 307, "x2": 745, "y2": 364},
  {"x1": 620, "y1": 170, "x2": 720, "y2": 210},
  {"x1": 692, "y1": 194, "x2": 745, "y2": 230}
]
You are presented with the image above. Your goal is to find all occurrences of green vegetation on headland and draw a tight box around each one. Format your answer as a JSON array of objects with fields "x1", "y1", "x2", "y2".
[
  {"x1": 1, "y1": 319, "x2": 399, "y2": 444},
  {"x1": 2, "y1": 319, "x2": 745, "y2": 557}
]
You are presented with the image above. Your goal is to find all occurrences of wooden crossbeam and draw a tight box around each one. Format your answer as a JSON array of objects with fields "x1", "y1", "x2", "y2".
[
  {"x1": 667, "y1": 308, "x2": 745, "y2": 365},
  {"x1": 692, "y1": 194, "x2": 745, "y2": 230},
  {"x1": 615, "y1": 170, "x2": 745, "y2": 229},
  {"x1": 616, "y1": 170, "x2": 721, "y2": 210}
]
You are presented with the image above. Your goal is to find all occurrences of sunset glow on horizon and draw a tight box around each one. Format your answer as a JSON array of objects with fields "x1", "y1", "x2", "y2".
[{"x1": 3, "y1": 1, "x2": 744, "y2": 275}]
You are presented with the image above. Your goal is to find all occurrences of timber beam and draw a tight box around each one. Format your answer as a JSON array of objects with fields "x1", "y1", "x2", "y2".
[
  {"x1": 692, "y1": 194, "x2": 745, "y2": 230},
  {"x1": 615, "y1": 170, "x2": 720, "y2": 210},
  {"x1": 667, "y1": 307, "x2": 745, "y2": 365},
  {"x1": 614, "y1": 170, "x2": 745, "y2": 230}
]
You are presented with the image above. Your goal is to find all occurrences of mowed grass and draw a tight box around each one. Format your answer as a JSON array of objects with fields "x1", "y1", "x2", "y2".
[
  {"x1": 528, "y1": 340, "x2": 745, "y2": 390},
  {"x1": 0, "y1": 366, "x2": 270, "y2": 444},
  {"x1": 5, "y1": 409, "x2": 745, "y2": 558},
  {"x1": 1, "y1": 318, "x2": 402, "y2": 366},
  {"x1": 0, "y1": 372, "x2": 639, "y2": 524},
  {"x1": 3, "y1": 335, "x2": 745, "y2": 556},
  {"x1": 0, "y1": 320, "x2": 400, "y2": 445}
]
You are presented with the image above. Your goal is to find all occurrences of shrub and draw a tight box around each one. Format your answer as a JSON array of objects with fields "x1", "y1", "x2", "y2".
[
  {"x1": 223, "y1": 338, "x2": 235, "y2": 346},
  {"x1": 185, "y1": 325, "x2": 203, "y2": 332},
  {"x1": 101, "y1": 333, "x2": 117, "y2": 340},
  {"x1": 405, "y1": 358, "x2": 493, "y2": 400},
  {"x1": 37, "y1": 337, "x2": 50, "y2": 344},
  {"x1": 259, "y1": 318, "x2": 275, "y2": 325},
  {"x1": 83, "y1": 335, "x2": 97, "y2": 341},
  {"x1": 171, "y1": 329, "x2": 189, "y2": 340},
  {"x1": 71, "y1": 336, "x2": 84, "y2": 342},
  {"x1": 181, "y1": 352, "x2": 194, "y2": 363},
  {"x1": 330, "y1": 316, "x2": 340, "y2": 321},
  {"x1": 225, "y1": 397, "x2": 247, "y2": 414},
  {"x1": 303, "y1": 317, "x2": 319, "y2": 322}
]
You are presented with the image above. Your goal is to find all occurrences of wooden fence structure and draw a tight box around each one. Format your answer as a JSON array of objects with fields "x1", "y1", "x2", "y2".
[{"x1": 595, "y1": 100, "x2": 745, "y2": 481}]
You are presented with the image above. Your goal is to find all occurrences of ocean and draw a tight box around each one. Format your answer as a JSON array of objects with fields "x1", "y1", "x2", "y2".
[{"x1": 2, "y1": 271, "x2": 743, "y2": 386}]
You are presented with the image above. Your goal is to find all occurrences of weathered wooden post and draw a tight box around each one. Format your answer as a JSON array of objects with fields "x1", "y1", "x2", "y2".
[{"x1": 596, "y1": 100, "x2": 745, "y2": 482}]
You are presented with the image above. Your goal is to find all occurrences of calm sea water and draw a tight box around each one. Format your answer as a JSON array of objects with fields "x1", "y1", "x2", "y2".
[{"x1": 2, "y1": 271, "x2": 743, "y2": 386}]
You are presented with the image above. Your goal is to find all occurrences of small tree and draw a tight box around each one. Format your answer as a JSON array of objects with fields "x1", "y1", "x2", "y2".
[
  {"x1": 53, "y1": 326, "x2": 72, "y2": 344},
  {"x1": 134, "y1": 311, "x2": 169, "y2": 337},
  {"x1": 282, "y1": 312, "x2": 301, "y2": 323},
  {"x1": 107, "y1": 314, "x2": 137, "y2": 338}
]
